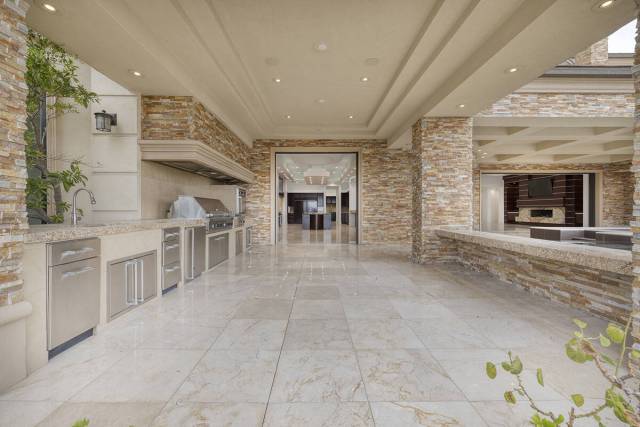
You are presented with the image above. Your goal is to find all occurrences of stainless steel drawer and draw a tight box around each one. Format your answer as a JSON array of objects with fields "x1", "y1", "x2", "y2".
[
  {"x1": 164, "y1": 227, "x2": 180, "y2": 242},
  {"x1": 48, "y1": 238, "x2": 100, "y2": 266},
  {"x1": 48, "y1": 257, "x2": 100, "y2": 349},
  {"x1": 163, "y1": 261, "x2": 181, "y2": 290},
  {"x1": 163, "y1": 240, "x2": 180, "y2": 265}
]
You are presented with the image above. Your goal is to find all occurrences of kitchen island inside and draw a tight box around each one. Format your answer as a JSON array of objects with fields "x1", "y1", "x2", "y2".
[{"x1": 302, "y1": 213, "x2": 332, "y2": 230}]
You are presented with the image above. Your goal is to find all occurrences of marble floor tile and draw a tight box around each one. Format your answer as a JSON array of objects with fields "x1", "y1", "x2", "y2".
[
  {"x1": 173, "y1": 350, "x2": 279, "y2": 403},
  {"x1": 263, "y1": 402, "x2": 374, "y2": 427},
  {"x1": 290, "y1": 300, "x2": 345, "y2": 319},
  {"x1": 283, "y1": 319, "x2": 353, "y2": 350},
  {"x1": 370, "y1": 401, "x2": 487, "y2": 427},
  {"x1": 0, "y1": 401, "x2": 61, "y2": 427},
  {"x1": 249, "y1": 284, "x2": 297, "y2": 299},
  {"x1": 270, "y1": 350, "x2": 367, "y2": 403},
  {"x1": 71, "y1": 349, "x2": 203, "y2": 402},
  {"x1": 152, "y1": 402, "x2": 266, "y2": 427},
  {"x1": 138, "y1": 323, "x2": 223, "y2": 350},
  {"x1": 38, "y1": 402, "x2": 164, "y2": 427},
  {"x1": 407, "y1": 317, "x2": 497, "y2": 350},
  {"x1": 389, "y1": 299, "x2": 456, "y2": 320},
  {"x1": 342, "y1": 298, "x2": 401, "y2": 319},
  {"x1": 233, "y1": 298, "x2": 292, "y2": 319},
  {"x1": 295, "y1": 285, "x2": 340, "y2": 300},
  {"x1": 212, "y1": 319, "x2": 287, "y2": 350},
  {"x1": 357, "y1": 349, "x2": 464, "y2": 402},
  {"x1": 348, "y1": 319, "x2": 424, "y2": 349}
]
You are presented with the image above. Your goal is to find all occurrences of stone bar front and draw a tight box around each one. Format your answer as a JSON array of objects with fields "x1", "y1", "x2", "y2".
[{"x1": 411, "y1": 117, "x2": 473, "y2": 263}]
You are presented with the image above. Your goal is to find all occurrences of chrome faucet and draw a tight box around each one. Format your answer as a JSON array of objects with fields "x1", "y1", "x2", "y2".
[{"x1": 71, "y1": 188, "x2": 96, "y2": 225}]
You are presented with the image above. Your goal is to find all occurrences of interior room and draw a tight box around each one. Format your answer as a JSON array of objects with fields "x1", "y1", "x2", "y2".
[{"x1": 276, "y1": 153, "x2": 357, "y2": 244}]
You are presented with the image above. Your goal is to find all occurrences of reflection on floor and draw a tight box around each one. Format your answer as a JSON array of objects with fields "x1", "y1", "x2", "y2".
[
  {"x1": 0, "y1": 243, "x2": 625, "y2": 426},
  {"x1": 278, "y1": 223, "x2": 357, "y2": 244}
]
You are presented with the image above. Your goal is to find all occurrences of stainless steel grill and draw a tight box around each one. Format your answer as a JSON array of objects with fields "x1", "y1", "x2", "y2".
[{"x1": 170, "y1": 195, "x2": 234, "y2": 233}]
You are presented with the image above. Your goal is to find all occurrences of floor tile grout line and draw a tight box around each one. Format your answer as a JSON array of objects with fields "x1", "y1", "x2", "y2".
[{"x1": 260, "y1": 269, "x2": 301, "y2": 426}]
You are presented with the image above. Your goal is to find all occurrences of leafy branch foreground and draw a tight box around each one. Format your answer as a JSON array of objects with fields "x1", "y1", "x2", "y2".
[{"x1": 486, "y1": 317, "x2": 640, "y2": 426}]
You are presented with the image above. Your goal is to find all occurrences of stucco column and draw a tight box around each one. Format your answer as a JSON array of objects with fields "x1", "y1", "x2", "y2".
[
  {"x1": 0, "y1": 0, "x2": 32, "y2": 392},
  {"x1": 411, "y1": 117, "x2": 473, "y2": 263},
  {"x1": 632, "y1": 15, "x2": 640, "y2": 375}
]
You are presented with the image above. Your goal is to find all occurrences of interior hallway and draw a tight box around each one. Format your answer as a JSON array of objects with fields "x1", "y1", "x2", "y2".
[
  {"x1": 0, "y1": 243, "x2": 625, "y2": 426},
  {"x1": 278, "y1": 223, "x2": 356, "y2": 245}
]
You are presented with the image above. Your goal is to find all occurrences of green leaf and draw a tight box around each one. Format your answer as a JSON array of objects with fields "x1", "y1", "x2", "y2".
[
  {"x1": 71, "y1": 419, "x2": 90, "y2": 427},
  {"x1": 571, "y1": 393, "x2": 585, "y2": 407},
  {"x1": 510, "y1": 356, "x2": 523, "y2": 375},
  {"x1": 606, "y1": 323, "x2": 625, "y2": 344},
  {"x1": 536, "y1": 368, "x2": 544, "y2": 387},
  {"x1": 573, "y1": 319, "x2": 587, "y2": 329},
  {"x1": 504, "y1": 390, "x2": 517, "y2": 404},
  {"x1": 599, "y1": 334, "x2": 611, "y2": 348},
  {"x1": 485, "y1": 362, "x2": 497, "y2": 379},
  {"x1": 631, "y1": 350, "x2": 640, "y2": 360},
  {"x1": 501, "y1": 361, "x2": 512, "y2": 372},
  {"x1": 601, "y1": 354, "x2": 617, "y2": 366}
]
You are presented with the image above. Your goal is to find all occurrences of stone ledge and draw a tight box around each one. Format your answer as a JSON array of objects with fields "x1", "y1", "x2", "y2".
[
  {"x1": 0, "y1": 300, "x2": 31, "y2": 327},
  {"x1": 436, "y1": 228, "x2": 631, "y2": 275}
]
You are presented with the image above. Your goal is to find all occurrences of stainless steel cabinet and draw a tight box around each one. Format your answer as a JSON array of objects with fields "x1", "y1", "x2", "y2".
[
  {"x1": 208, "y1": 233, "x2": 229, "y2": 268},
  {"x1": 47, "y1": 238, "x2": 101, "y2": 352},
  {"x1": 108, "y1": 251, "x2": 157, "y2": 320},
  {"x1": 185, "y1": 226, "x2": 206, "y2": 281},
  {"x1": 246, "y1": 226, "x2": 253, "y2": 249},
  {"x1": 235, "y1": 229, "x2": 243, "y2": 255},
  {"x1": 162, "y1": 227, "x2": 181, "y2": 292}
]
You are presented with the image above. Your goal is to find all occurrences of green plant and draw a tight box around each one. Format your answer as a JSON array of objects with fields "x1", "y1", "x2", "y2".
[
  {"x1": 25, "y1": 31, "x2": 98, "y2": 224},
  {"x1": 71, "y1": 419, "x2": 89, "y2": 427},
  {"x1": 485, "y1": 317, "x2": 640, "y2": 426}
]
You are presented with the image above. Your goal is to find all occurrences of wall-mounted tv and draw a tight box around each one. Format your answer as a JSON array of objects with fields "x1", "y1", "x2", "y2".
[{"x1": 528, "y1": 177, "x2": 553, "y2": 197}]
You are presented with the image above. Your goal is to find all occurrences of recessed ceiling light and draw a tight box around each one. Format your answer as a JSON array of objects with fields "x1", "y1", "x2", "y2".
[
  {"x1": 273, "y1": 77, "x2": 281, "y2": 83},
  {"x1": 286, "y1": 114, "x2": 292, "y2": 119},
  {"x1": 43, "y1": 3, "x2": 56, "y2": 12},
  {"x1": 507, "y1": 67, "x2": 518, "y2": 73},
  {"x1": 131, "y1": 70, "x2": 142, "y2": 77},
  {"x1": 599, "y1": 0, "x2": 615, "y2": 8},
  {"x1": 365, "y1": 57, "x2": 379, "y2": 66},
  {"x1": 314, "y1": 41, "x2": 328, "y2": 52},
  {"x1": 360, "y1": 76, "x2": 369, "y2": 82},
  {"x1": 348, "y1": 115, "x2": 354, "y2": 119},
  {"x1": 458, "y1": 104, "x2": 465, "y2": 108},
  {"x1": 316, "y1": 98, "x2": 326, "y2": 104}
]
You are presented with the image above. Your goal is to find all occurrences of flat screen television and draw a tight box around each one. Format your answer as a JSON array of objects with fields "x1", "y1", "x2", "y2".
[{"x1": 528, "y1": 177, "x2": 553, "y2": 197}]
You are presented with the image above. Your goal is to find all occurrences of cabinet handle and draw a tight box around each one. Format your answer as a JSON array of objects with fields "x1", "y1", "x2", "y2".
[
  {"x1": 165, "y1": 266, "x2": 180, "y2": 273},
  {"x1": 60, "y1": 247, "x2": 95, "y2": 259},
  {"x1": 165, "y1": 243, "x2": 179, "y2": 250},
  {"x1": 61, "y1": 266, "x2": 95, "y2": 280},
  {"x1": 165, "y1": 232, "x2": 179, "y2": 239},
  {"x1": 137, "y1": 259, "x2": 144, "y2": 303},
  {"x1": 125, "y1": 261, "x2": 136, "y2": 306}
]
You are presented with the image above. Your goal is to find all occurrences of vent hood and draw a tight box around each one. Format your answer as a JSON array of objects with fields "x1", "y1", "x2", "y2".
[{"x1": 139, "y1": 139, "x2": 254, "y2": 184}]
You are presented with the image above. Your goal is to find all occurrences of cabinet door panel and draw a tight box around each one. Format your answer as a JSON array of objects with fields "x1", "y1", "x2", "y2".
[
  {"x1": 109, "y1": 260, "x2": 132, "y2": 319},
  {"x1": 138, "y1": 253, "x2": 157, "y2": 302}
]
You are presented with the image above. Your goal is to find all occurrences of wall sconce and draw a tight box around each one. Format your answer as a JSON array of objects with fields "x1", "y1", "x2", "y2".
[{"x1": 94, "y1": 110, "x2": 117, "y2": 132}]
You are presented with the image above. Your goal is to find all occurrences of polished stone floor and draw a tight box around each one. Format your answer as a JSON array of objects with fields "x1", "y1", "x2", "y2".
[
  {"x1": 0, "y1": 243, "x2": 624, "y2": 426},
  {"x1": 278, "y1": 223, "x2": 357, "y2": 244}
]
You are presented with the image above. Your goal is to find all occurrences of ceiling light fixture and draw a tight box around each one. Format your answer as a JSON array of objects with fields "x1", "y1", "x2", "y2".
[
  {"x1": 131, "y1": 70, "x2": 142, "y2": 77},
  {"x1": 314, "y1": 41, "x2": 328, "y2": 52},
  {"x1": 599, "y1": 0, "x2": 615, "y2": 8},
  {"x1": 360, "y1": 76, "x2": 369, "y2": 82},
  {"x1": 507, "y1": 67, "x2": 518, "y2": 73},
  {"x1": 316, "y1": 98, "x2": 326, "y2": 104},
  {"x1": 286, "y1": 114, "x2": 292, "y2": 119},
  {"x1": 43, "y1": 3, "x2": 56, "y2": 12},
  {"x1": 348, "y1": 115, "x2": 354, "y2": 119},
  {"x1": 273, "y1": 77, "x2": 281, "y2": 83},
  {"x1": 458, "y1": 104, "x2": 466, "y2": 108}
]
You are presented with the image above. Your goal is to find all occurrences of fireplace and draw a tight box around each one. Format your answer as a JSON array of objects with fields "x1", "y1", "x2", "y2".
[
  {"x1": 516, "y1": 207, "x2": 565, "y2": 224},
  {"x1": 530, "y1": 209, "x2": 553, "y2": 218}
]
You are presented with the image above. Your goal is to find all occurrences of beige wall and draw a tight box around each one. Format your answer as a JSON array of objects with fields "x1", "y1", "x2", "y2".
[{"x1": 248, "y1": 139, "x2": 412, "y2": 245}]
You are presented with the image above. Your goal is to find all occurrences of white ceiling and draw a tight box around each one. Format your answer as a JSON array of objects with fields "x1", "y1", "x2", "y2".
[
  {"x1": 276, "y1": 153, "x2": 356, "y2": 185},
  {"x1": 27, "y1": 0, "x2": 637, "y2": 145}
]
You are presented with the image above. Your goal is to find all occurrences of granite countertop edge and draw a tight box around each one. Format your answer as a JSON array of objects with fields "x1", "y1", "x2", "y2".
[
  {"x1": 25, "y1": 218, "x2": 208, "y2": 244},
  {"x1": 436, "y1": 228, "x2": 632, "y2": 275}
]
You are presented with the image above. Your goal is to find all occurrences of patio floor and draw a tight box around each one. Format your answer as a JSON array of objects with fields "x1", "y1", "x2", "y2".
[{"x1": 0, "y1": 244, "x2": 624, "y2": 426}]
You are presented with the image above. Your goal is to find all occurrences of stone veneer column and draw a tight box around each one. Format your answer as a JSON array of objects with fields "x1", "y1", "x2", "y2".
[
  {"x1": 631, "y1": 15, "x2": 640, "y2": 376},
  {"x1": 411, "y1": 117, "x2": 473, "y2": 263},
  {"x1": 0, "y1": 0, "x2": 32, "y2": 392}
]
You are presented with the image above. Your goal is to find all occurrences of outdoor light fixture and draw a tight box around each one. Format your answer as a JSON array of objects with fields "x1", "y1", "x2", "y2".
[
  {"x1": 94, "y1": 110, "x2": 117, "y2": 132},
  {"x1": 599, "y1": 0, "x2": 615, "y2": 8}
]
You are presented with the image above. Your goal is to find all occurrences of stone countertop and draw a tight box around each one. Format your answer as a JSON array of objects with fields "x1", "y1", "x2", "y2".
[
  {"x1": 25, "y1": 218, "x2": 207, "y2": 244},
  {"x1": 436, "y1": 229, "x2": 632, "y2": 275}
]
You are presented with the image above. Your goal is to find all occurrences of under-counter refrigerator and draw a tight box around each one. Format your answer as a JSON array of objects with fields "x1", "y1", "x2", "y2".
[{"x1": 185, "y1": 226, "x2": 206, "y2": 281}]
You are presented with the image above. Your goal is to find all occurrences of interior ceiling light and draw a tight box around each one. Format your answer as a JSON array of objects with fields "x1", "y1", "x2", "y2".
[
  {"x1": 286, "y1": 114, "x2": 292, "y2": 119},
  {"x1": 316, "y1": 98, "x2": 326, "y2": 104},
  {"x1": 507, "y1": 67, "x2": 518, "y2": 73},
  {"x1": 458, "y1": 104, "x2": 466, "y2": 108},
  {"x1": 599, "y1": 0, "x2": 615, "y2": 8},
  {"x1": 273, "y1": 77, "x2": 281, "y2": 83},
  {"x1": 130, "y1": 70, "x2": 142, "y2": 77},
  {"x1": 348, "y1": 114, "x2": 354, "y2": 119},
  {"x1": 314, "y1": 41, "x2": 328, "y2": 52},
  {"x1": 360, "y1": 76, "x2": 369, "y2": 82},
  {"x1": 43, "y1": 3, "x2": 56, "y2": 12}
]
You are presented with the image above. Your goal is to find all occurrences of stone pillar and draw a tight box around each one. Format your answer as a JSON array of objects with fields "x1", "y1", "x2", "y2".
[
  {"x1": 411, "y1": 117, "x2": 473, "y2": 263},
  {"x1": 631, "y1": 16, "x2": 640, "y2": 376},
  {"x1": 574, "y1": 39, "x2": 608, "y2": 65},
  {"x1": 0, "y1": 0, "x2": 32, "y2": 392}
]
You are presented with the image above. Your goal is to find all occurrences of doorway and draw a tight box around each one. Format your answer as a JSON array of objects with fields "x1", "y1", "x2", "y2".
[{"x1": 274, "y1": 152, "x2": 358, "y2": 244}]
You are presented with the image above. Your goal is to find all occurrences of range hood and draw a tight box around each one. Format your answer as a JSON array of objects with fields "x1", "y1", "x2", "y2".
[{"x1": 139, "y1": 139, "x2": 254, "y2": 184}]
